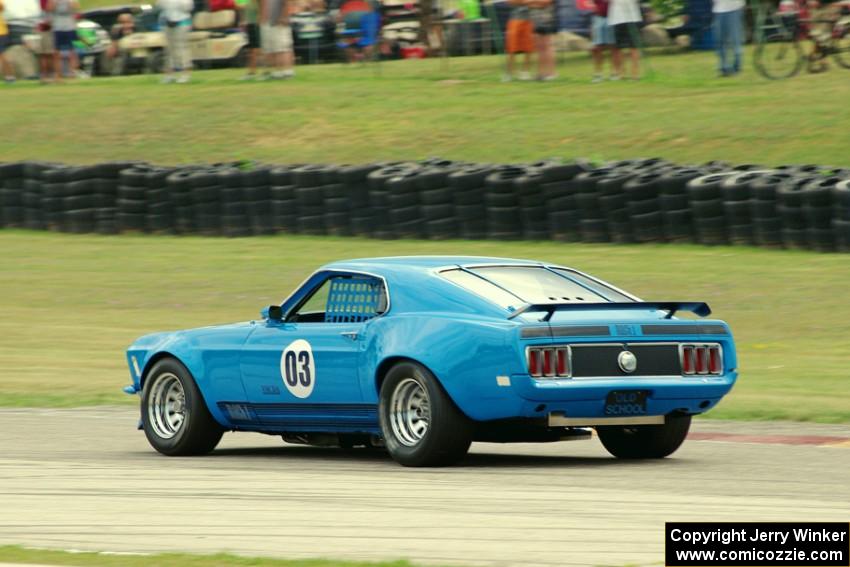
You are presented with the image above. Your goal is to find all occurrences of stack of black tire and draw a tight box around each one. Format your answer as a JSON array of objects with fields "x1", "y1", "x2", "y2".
[
  {"x1": 722, "y1": 171, "x2": 762, "y2": 246},
  {"x1": 418, "y1": 166, "x2": 458, "y2": 240},
  {"x1": 268, "y1": 166, "x2": 297, "y2": 235},
  {"x1": 777, "y1": 176, "x2": 813, "y2": 249},
  {"x1": 749, "y1": 173, "x2": 792, "y2": 248},
  {"x1": 292, "y1": 165, "x2": 330, "y2": 236},
  {"x1": 625, "y1": 171, "x2": 665, "y2": 243},
  {"x1": 191, "y1": 169, "x2": 223, "y2": 236},
  {"x1": 64, "y1": 166, "x2": 107, "y2": 234},
  {"x1": 167, "y1": 169, "x2": 197, "y2": 235},
  {"x1": 339, "y1": 164, "x2": 378, "y2": 237},
  {"x1": 367, "y1": 162, "x2": 420, "y2": 239},
  {"x1": 515, "y1": 168, "x2": 547, "y2": 241},
  {"x1": 385, "y1": 169, "x2": 425, "y2": 239},
  {"x1": 4, "y1": 157, "x2": 850, "y2": 254},
  {"x1": 117, "y1": 165, "x2": 151, "y2": 233},
  {"x1": 40, "y1": 166, "x2": 66, "y2": 231},
  {"x1": 0, "y1": 163, "x2": 27, "y2": 229},
  {"x1": 802, "y1": 177, "x2": 842, "y2": 252},
  {"x1": 22, "y1": 162, "x2": 56, "y2": 231},
  {"x1": 243, "y1": 166, "x2": 274, "y2": 236},
  {"x1": 539, "y1": 161, "x2": 589, "y2": 243},
  {"x1": 321, "y1": 166, "x2": 351, "y2": 237},
  {"x1": 485, "y1": 166, "x2": 527, "y2": 240},
  {"x1": 834, "y1": 180, "x2": 850, "y2": 252},
  {"x1": 450, "y1": 164, "x2": 490, "y2": 240},
  {"x1": 658, "y1": 168, "x2": 701, "y2": 243},
  {"x1": 219, "y1": 167, "x2": 249, "y2": 237},
  {"x1": 573, "y1": 169, "x2": 611, "y2": 243},
  {"x1": 687, "y1": 173, "x2": 731, "y2": 246}
]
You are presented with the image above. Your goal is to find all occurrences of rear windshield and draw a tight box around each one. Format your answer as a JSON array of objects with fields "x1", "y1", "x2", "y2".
[{"x1": 440, "y1": 266, "x2": 633, "y2": 309}]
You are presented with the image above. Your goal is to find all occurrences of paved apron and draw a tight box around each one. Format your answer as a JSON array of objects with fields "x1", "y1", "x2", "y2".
[{"x1": 1, "y1": 408, "x2": 848, "y2": 567}]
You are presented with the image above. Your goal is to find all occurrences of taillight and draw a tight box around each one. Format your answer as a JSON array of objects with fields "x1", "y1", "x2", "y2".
[
  {"x1": 556, "y1": 347, "x2": 569, "y2": 376},
  {"x1": 528, "y1": 349, "x2": 541, "y2": 376},
  {"x1": 682, "y1": 345, "x2": 695, "y2": 374},
  {"x1": 708, "y1": 346, "x2": 721, "y2": 374},
  {"x1": 527, "y1": 346, "x2": 571, "y2": 378},
  {"x1": 695, "y1": 347, "x2": 707, "y2": 374},
  {"x1": 542, "y1": 348, "x2": 554, "y2": 376},
  {"x1": 681, "y1": 344, "x2": 722, "y2": 376}
]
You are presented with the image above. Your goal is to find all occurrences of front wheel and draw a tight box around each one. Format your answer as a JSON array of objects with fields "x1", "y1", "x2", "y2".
[
  {"x1": 379, "y1": 361, "x2": 473, "y2": 467},
  {"x1": 141, "y1": 357, "x2": 224, "y2": 456},
  {"x1": 596, "y1": 414, "x2": 692, "y2": 459},
  {"x1": 754, "y1": 35, "x2": 804, "y2": 79}
]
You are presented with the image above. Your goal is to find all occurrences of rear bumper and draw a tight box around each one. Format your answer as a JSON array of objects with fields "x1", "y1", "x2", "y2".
[
  {"x1": 548, "y1": 414, "x2": 665, "y2": 426},
  {"x1": 457, "y1": 372, "x2": 737, "y2": 422},
  {"x1": 514, "y1": 373, "x2": 736, "y2": 420}
]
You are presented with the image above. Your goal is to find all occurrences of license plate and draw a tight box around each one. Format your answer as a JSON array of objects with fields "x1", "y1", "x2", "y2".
[
  {"x1": 604, "y1": 390, "x2": 648, "y2": 416},
  {"x1": 131, "y1": 48, "x2": 147, "y2": 58}
]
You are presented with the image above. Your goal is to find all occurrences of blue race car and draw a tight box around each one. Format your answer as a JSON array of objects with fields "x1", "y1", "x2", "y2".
[{"x1": 125, "y1": 256, "x2": 738, "y2": 467}]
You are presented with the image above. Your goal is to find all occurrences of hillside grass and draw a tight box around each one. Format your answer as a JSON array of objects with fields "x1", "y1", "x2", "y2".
[
  {"x1": 1, "y1": 230, "x2": 848, "y2": 422},
  {"x1": 1, "y1": 51, "x2": 848, "y2": 167},
  {"x1": 0, "y1": 546, "x2": 421, "y2": 567}
]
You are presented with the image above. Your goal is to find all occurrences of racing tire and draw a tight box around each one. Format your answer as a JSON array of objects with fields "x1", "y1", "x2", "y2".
[
  {"x1": 597, "y1": 413, "x2": 691, "y2": 459},
  {"x1": 379, "y1": 361, "x2": 473, "y2": 467},
  {"x1": 141, "y1": 358, "x2": 223, "y2": 456}
]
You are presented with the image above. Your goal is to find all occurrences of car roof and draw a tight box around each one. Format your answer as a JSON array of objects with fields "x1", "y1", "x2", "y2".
[{"x1": 323, "y1": 256, "x2": 556, "y2": 272}]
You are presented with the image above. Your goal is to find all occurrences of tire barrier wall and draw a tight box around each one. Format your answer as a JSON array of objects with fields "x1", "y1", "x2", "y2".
[{"x1": 1, "y1": 158, "x2": 849, "y2": 252}]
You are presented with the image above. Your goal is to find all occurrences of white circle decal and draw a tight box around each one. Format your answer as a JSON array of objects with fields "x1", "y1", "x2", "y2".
[{"x1": 280, "y1": 339, "x2": 316, "y2": 399}]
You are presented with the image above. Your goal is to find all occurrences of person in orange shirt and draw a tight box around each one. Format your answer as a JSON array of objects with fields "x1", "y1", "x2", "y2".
[{"x1": 503, "y1": 0, "x2": 533, "y2": 81}]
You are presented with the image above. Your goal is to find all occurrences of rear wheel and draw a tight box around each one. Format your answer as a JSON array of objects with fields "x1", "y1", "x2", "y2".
[
  {"x1": 832, "y1": 22, "x2": 850, "y2": 69},
  {"x1": 141, "y1": 358, "x2": 223, "y2": 456},
  {"x1": 754, "y1": 34, "x2": 804, "y2": 79},
  {"x1": 379, "y1": 361, "x2": 473, "y2": 467},
  {"x1": 596, "y1": 414, "x2": 691, "y2": 459}
]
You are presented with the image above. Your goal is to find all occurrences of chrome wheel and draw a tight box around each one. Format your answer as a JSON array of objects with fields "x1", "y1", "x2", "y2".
[
  {"x1": 389, "y1": 377, "x2": 431, "y2": 447},
  {"x1": 147, "y1": 372, "x2": 187, "y2": 440}
]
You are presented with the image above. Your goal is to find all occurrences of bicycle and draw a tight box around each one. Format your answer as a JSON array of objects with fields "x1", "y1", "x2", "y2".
[{"x1": 753, "y1": 1, "x2": 850, "y2": 79}]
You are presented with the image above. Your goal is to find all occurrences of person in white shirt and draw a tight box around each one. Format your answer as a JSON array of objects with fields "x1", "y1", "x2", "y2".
[
  {"x1": 607, "y1": 0, "x2": 641, "y2": 79},
  {"x1": 157, "y1": 0, "x2": 193, "y2": 83},
  {"x1": 712, "y1": 0, "x2": 744, "y2": 76}
]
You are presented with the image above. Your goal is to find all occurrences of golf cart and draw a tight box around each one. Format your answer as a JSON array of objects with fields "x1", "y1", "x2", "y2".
[{"x1": 189, "y1": 10, "x2": 248, "y2": 69}]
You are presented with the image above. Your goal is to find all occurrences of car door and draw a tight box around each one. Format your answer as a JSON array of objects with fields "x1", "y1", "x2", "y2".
[{"x1": 238, "y1": 272, "x2": 386, "y2": 430}]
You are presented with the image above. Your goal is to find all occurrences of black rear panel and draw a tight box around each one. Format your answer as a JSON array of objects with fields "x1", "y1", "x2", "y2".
[{"x1": 571, "y1": 344, "x2": 681, "y2": 377}]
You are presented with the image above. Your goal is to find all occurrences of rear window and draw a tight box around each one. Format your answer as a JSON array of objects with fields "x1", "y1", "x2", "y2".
[{"x1": 440, "y1": 266, "x2": 633, "y2": 309}]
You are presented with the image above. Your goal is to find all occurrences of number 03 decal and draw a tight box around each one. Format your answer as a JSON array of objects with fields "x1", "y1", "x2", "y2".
[{"x1": 280, "y1": 339, "x2": 316, "y2": 399}]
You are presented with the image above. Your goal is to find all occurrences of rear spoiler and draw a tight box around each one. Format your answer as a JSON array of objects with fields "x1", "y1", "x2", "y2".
[{"x1": 507, "y1": 301, "x2": 711, "y2": 321}]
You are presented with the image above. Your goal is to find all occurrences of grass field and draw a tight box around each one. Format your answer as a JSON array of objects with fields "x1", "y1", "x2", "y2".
[
  {"x1": 1, "y1": 51, "x2": 849, "y2": 167},
  {"x1": 1, "y1": 230, "x2": 849, "y2": 422},
  {"x1": 0, "y1": 546, "x2": 418, "y2": 567}
]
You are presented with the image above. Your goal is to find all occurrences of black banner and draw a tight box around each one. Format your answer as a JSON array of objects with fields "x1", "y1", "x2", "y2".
[{"x1": 666, "y1": 522, "x2": 849, "y2": 566}]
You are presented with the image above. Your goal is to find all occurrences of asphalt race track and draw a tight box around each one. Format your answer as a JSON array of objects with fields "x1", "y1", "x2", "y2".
[{"x1": 1, "y1": 408, "x2": 848, "y2": 567}]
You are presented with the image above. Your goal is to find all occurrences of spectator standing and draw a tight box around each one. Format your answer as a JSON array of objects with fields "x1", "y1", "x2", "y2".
[
  {"x1": 503, "y1": 0, "x2": 533, "y2": 81},
  {"x1": 48, "y1": 0, "x2": 82, "y2": 82},
  {"x1": 37, "y1": 0, "x2": 54, "y2": 83},
  {"x1": 157, "y1": 0, "x2": 193, "y2": 83},
  {"x1": 608, "y1": 0, "x2": 641, "y2": 80},
  {"x1": 0, "y1": 0, "x2": 15, "y2": 83},
  {"x1": 529, "y1": 0, "x2": 557, "y2": 80},
  {"x1": 238, "y1": 0, "x2": 263, "y2": 78},
  {"x1": 260, "y1": 0, "x2": 294, "y2": 79},
  {"x1": 712, "y1": 0, "x2": 743, "y2": 76},
  {"x1": 589, "y1": 0, "x2": 614, "y2": 82}
]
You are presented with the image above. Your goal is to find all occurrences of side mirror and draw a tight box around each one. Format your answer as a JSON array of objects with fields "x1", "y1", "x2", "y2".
[{"x1": 261, "y1": 305, "x2": 283, "y2": 321}]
